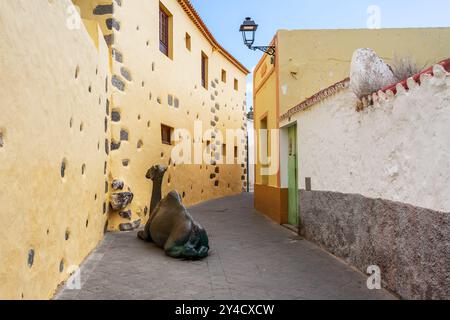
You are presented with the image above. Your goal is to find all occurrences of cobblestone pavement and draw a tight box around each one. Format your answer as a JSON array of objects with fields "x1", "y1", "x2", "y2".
[{"x1": 55, "y1": 193, "x2": 395, "y2": 300}]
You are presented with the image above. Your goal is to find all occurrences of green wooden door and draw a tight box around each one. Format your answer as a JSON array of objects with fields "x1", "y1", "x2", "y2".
[{"x1": 288, "y1": 125, "x2": 298, "y2": 226}]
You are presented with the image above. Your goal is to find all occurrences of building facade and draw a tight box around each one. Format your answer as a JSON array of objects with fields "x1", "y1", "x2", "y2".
[
  {"x1": 74, "y1": 0, "x2": 249, "y2": 231},
  {"x1": 0, "y1": 0, "x2": 248, "y2": 299},
  {"x1": 253, "y1": 28, "x2": 450, "y2": 225}
]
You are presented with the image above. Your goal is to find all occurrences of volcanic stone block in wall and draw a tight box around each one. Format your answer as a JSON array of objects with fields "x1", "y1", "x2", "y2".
[
  {"x1": 299, "y1": 190, "x2": 450, "y2": 300},
  {"x1": 110, "y1": 192, "x2": 134, "y2": 211},
  {"x1": 119, "y1": 210, "x2": 132, "y2": 220},
  {"x1": 106, "y1": 18, "x2": 121, "y2": 31},
  {"x1": 112, "y1": 109, "x2": 121, "y2": 122},
  {"x1": 112, "y1": 48, "x2": 123, "y2": 63},
  {"x1": 120, "y1": 129, "x2": 129, "y2": 141},
  {"x1": 174, "y1": 98, "x2": 179, "y2": 108},
  {"x1": 93, "y1": 4, "x2": 113, "y2": 15},
  {"x1": 114, "y1": 0, "x2": 122, "y2": 6},
  {"x1": 119, "y1": 219, "x2": 141, "y2": 232},
  {"x1": 120, "y1": 67, "x2": 132, "y2": 81},
  {"x1": 112, "y1": 75, "x2": 125, "y2": 91},
  {"x1": 111, "y1": 140, "x2": 121, "y2": 151},
  {"x1": 112, "y1": 179, "x2": 124, "y2": 190},
  {"x1": 104, "y1": 34, "x2": 114, "y2": 46}
]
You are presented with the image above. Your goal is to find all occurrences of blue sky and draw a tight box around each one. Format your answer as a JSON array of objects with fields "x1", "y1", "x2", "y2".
[{"x1": 190, "y1": 0, "x2": 450, "y2": 108}]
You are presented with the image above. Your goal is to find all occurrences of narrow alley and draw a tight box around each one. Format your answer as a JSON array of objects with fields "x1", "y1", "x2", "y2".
[{"x1": 56, "y1": 194, "x2": 394, "y2": 300}]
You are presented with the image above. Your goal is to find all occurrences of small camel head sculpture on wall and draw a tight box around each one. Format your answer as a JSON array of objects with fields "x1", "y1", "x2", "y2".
[{"x1": 138, "y1": 164, "x2": 209, "y2": 259}]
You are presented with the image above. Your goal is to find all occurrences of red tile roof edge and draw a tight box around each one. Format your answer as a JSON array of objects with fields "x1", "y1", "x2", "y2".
[
  {"x1": 280, "y1": 78, "x2": 350, "y2": 121},
  {"x1": 378, "y1": 58, "x2": 450, "y2": 95},
  {"x1": 281, "y1": 58, "x2": 450, "y2": 120},
  {"x1": 179, "y1": 0, "x2": 250, "y2": 75}
]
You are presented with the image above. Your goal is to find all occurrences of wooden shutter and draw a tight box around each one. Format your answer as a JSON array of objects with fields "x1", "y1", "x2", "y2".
[
  {"x1": 159, "y1": 8, "x2": 169, "y2": 56},
  {"x1": 201, "y1": 54, "x2": 208, "y2": 88},
  {"x1": 161, "y1": 125, "x2": 172, "y2": 145}
]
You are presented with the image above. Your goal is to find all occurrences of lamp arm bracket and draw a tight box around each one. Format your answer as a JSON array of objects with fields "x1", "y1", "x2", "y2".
[{"x1": 249, "y1": 45, "x2": 276, "y2": 56}]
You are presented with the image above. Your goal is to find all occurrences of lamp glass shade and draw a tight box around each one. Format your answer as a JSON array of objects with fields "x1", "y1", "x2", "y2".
[{"x1": 239, "y1": 17, "x2": 258, "y2": 47}]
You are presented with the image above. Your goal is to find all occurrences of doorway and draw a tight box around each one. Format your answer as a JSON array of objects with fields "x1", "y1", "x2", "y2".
[{"x1": 288, "y1": 124, "x2": 298, "y2": 227}]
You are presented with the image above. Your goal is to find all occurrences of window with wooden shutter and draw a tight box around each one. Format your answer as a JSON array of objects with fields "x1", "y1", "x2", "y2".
[
  {"x1": 221, "y1": 69, "x2": 227, "y2": 83},
  {"x1": 161, "y1": 124, "x2": 173, "y2": 145},
  {"x1": 159, "y1": 6, "x2": 169, "y2": 56},
  {"x1": 201, "y1": 52, "x2": 208, "y2": 89},
  {"x1": 185, "y1": 33, "x2": 191, "y2": 51}
]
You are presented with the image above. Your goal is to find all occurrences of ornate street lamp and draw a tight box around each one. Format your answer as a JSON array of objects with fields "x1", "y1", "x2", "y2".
[{"x1": 239, "y1": 17, "x2": 275, "y2": 56}]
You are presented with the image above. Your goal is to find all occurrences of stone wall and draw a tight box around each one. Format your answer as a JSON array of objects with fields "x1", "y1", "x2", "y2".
[{"x1": 299, "y1": 190, "x2": 450, "y2": 300}]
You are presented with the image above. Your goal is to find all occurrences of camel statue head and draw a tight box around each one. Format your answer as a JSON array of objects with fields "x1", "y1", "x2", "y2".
[{"x1": 146, "y1": 165, "x2": 168, "y2": 181}]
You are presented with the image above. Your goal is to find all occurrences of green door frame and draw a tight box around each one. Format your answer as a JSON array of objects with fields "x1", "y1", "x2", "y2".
[{"x1": 288, "y1": 124, "x2": 298, "y2": 227}]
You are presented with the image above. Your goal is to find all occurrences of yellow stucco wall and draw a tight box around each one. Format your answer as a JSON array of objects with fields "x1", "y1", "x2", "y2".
[
  {"x1": 277, "y1": 28, "x2": 450, "y2": 114},
  {"x1": 76, "y1": 0, "x2": 248, "y2": 231},
  {"x1": 0, "y1": 0, "x2": 111, "y2": 299},
  {"x1": 253, "y1": 73, "x2": 278, "y2": 188},
  {"x1": 74, "y1": 0, "x2": 113, "y2": 47},
  {"x1": 253, "y1": 38, "x2": 279, "y2": 188},
  {"x1": 0, "y1": 0, "x2": 247, "y2": 299}
]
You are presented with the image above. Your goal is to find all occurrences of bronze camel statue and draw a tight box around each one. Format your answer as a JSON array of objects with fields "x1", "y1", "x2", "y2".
[{"x1": 138, "y1": 165, "x2": 209, "y2": 259}]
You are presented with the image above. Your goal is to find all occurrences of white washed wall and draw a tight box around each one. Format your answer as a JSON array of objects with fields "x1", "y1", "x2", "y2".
[{"x1": 281, "y1": 66, "x2": 450, "y2": 212}]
